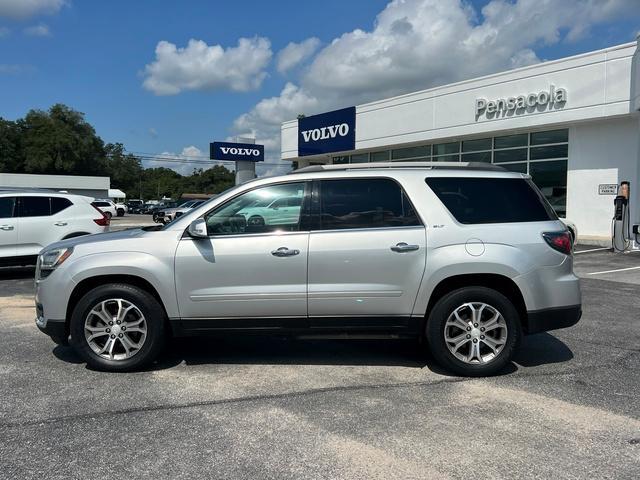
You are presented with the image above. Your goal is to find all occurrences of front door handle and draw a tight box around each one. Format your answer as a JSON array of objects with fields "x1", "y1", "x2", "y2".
[
  {"x1": 54, "y1": 222, "x2": 68, "y2": 226},
  {"x1": 271, "y1": 247, "x2": 300, "y2": 257},
  {"x1": 391, "y1": 242, "x2": 419, "y2": 253},
  {"x1": 0, "y1": 225, "x2": 14, "y2": 231}
]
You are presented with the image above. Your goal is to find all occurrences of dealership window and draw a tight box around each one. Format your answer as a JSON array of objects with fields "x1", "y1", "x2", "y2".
[
  {"x1": 461, "y1": 151, "x2": 491, "y2": 163},
  {"x1": 350, "y1": 153, "x2": 369, "y2": 163},
  {"x1": 462, "y1": 138, "x2": 492, "y2": 152},
  {"x1": 370, "y1": 151, "x2": 390, "y2": 162},
  {"x1": 391, "y1": 145, "x2": 430, "y2": 160}
]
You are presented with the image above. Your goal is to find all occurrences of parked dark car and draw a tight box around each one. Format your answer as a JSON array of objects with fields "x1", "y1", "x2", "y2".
[{"x1": 126, "y1": 199, "x2": 144, "y2": 214}]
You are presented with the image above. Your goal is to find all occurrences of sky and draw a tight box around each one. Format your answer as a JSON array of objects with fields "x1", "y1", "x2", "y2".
[{"x1": 0, "y1": 0, "x2": 639, "y2": 176}]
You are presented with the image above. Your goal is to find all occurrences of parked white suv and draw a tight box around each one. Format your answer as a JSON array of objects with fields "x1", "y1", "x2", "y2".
[
  {"x1": 91, "y1": 200, "x2": 118, "y2": 219},
  {"x1": 34, "y1": 162, "x2": 581, "y2": 376},
  {"x1": 0, "y1": 190, "x2": 109, "y2": 266}
]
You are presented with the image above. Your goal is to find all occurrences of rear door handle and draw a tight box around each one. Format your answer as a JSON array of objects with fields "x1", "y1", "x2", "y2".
[
  {"x1": 0, "y1": 225, "x2": 14, "y2": 231},
  {"x1": 391, "y1": 242, "x2": 419, "y2": 253},
  {"x1": 54, "y1": 222, "x2": 68, "y2": 226},
  {"x1": 271, "y1": 247, "x2": 300, "y2": 257}
]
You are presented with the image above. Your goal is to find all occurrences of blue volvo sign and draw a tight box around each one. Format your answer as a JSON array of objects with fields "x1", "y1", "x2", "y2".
[
  {"x1": 210, "y1": 141, "x2": 264, "y2": 162},
  {"x1": 298, "y1": 106, "x2": 355, "y2": 157}
]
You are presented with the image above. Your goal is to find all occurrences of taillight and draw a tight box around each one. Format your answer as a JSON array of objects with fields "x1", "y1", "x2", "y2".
[
  {"x1": 542, "y1": 231, "x2": 572, "y2": 255},
  {"x1": 91, "y1": 204, "x2": 110, "y2": 226}
]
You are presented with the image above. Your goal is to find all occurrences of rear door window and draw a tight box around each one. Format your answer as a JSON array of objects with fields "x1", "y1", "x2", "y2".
[
  {"x1": 0, "y1": 197, "x2": 16, "y2": 218},
  {"x1": 425, "y1": 177, "x2": 557, "y2": 224},
  {"x1": 51, "y1": 197, "x2": 73, "y2": 215},
  {"x1": 318, "y1": 178, "x2": 420, "y2": 230},
  {"x1": 20, "y1": 196, "x2": 51, "y2": 217}
]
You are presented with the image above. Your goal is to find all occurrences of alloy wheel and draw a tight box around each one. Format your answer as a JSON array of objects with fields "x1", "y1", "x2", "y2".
[
  {"x1": 84, "y1": 298, "x2": 147, "y2": 361},
  {"x1": 443, "y1": 302, "x2": 508, "y2": 364}
]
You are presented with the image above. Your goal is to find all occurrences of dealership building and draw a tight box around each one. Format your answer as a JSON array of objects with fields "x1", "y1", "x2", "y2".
[{"x1": 281, "y1": 40, "x2": 640, "y2": 245}]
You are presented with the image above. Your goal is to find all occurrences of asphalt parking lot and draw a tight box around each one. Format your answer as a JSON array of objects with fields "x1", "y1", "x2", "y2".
[{"x1": 0, "y1": 247, "x2": 639, "y2": 479}]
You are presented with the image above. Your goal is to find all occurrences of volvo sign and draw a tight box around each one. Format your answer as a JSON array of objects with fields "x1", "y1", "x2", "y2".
[
  {"x1": 298, "y1": 106, "x2": 355, "y2": 156},
  {"x1": 210, "y1": 141, "x2": 264, "y2": 162},
  {"x1": 475, "y1": 85, "x2": 567, "y2": 119}
]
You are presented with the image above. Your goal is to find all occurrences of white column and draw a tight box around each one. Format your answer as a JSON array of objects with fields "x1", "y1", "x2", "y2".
[{"x1": 235, "y1": 137, "x2": 256, "y2": 185}]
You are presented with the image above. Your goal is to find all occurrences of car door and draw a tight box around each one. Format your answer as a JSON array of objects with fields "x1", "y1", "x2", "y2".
[
  {"x1": 307, "y1": 177, "x2": 427, "y2": 323},
  {"x1": 174, "y1": 181, "x2": 311, "y2": 323},
  {"x1": 0, "y1": 196, "x2": 17, "y2": 259},
  {"x1": 49, "y1": 196, "x2": 76, "y2": 234},
  {"x1": 15, "y1": 196, "x2": 56, "y2": 256}
]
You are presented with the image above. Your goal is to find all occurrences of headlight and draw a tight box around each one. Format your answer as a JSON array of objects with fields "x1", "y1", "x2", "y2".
[{"x1": 38, "y1": 247, "x2": 73, "y2": 278}]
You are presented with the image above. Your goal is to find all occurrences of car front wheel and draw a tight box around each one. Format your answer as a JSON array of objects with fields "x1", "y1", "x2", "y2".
[
  {"x1": 426, "y1": 287, "x2": 520, "y2": 377},
  {"x1": 70, "y1": 283, "x2": 166, "y2": 371}
]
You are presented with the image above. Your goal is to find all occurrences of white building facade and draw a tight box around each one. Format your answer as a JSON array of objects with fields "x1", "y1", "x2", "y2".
[
  {"x1": 0, "y1": 173, "x2": 110, "y2": 199},
  {"x1": 281, "y1": 40, "x2": 640, "y2": 245}
]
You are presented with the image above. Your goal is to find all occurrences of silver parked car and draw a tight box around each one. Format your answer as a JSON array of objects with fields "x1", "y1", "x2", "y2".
[
  {"x1": 157, "y1": 200, "x2": 205, "y2": 224},
  {"x1": 35, "y1": 162, "x2": 581, "y2": 375}
]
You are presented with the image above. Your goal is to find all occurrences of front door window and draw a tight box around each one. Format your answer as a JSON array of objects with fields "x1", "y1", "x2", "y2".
[{"x1": 205, "y1": 183, "x2": 306, "y2": 236}]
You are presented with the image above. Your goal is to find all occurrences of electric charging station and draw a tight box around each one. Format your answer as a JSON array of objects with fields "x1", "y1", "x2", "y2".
[
  {"x1": 209, "y1": 138, "x2": 264, "y2": 185},
  {"x1": 611, "y1": 180, "x2": 640, "y2": 252}
]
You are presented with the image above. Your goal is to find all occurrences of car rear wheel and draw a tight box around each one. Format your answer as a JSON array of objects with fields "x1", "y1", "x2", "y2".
[
  {"x1": 117, "y1": 208, "x2": 125, "y2": 217},
  {"x1": 426, "y1": 287, "x2": 520, "y2": 377},
  {"x1": 104, "y1": 211, "x2": 112, "y2": 220},
  {"x1": 70, "y1": 283, "x2": 166, "y2": 371}
]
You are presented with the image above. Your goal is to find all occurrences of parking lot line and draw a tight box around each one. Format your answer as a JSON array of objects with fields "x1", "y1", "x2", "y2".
[{"x1": 587, "y1": 266, "x2": 640, "y2": 275}]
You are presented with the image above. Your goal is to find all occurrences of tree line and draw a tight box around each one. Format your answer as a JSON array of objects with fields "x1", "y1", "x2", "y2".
[{"x1": 0, "y1": 104, "x2": 235, "y2": 200}]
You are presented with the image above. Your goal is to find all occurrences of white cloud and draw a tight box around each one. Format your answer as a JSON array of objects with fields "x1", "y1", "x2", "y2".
[
  {"x1": 0, "y1": 26, "x2": 9, "y2": 37},
  {"x1": 148, "y1": 127, "x2": 158, "y2": 138},
  {"x1": 142, "y1": 37, "x2": 272, "y2": 95},
  {"x1": 276, "y1": 37, "x2": 321, "y2": 74},
  {"x1": 0, "y1": 0, "x2": 66, "y2": 19},
  {"x1": 24, "y1": 23, "x2": 50, "y2": 36},
  {"x1": 233, "y1": 0, "x2": 640, "y2": 172}
]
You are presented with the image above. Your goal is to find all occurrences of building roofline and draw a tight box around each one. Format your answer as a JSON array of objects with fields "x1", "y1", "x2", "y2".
[{"x1": 282, "y1": 41, "x2": 637, "y2": 127}]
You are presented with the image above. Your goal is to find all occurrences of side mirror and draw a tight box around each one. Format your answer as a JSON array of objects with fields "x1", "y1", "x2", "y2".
[{"x1": 188, "y1": 218, "x2": 208, "y2": 238}]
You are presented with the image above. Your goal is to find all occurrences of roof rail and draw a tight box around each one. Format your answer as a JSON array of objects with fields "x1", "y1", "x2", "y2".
[{"x1": 290, "y1": 161, "x2": 506, "y2": 174}]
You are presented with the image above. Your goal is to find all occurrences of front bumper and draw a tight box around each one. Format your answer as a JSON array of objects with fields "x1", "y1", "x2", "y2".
[
  {"x1": 525, "y1": 304, "x2": 582, "y2": 335},
  {"x1": 35, "y1": 312, "x2": 68, "y2": 345}
]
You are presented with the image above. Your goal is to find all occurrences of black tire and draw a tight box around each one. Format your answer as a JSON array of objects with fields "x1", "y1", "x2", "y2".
[
  {"x1": 425, "y1": 286, "x2": 521, "y2": 377},
  {"x1": 117, "y1": 208, "x2": 125, "y2": 217},
  {"x1": 104, "y1": 211, "x2": 112, "y2": 220},
  {"x1": 70, "y1": 283, "x2": 166, "y2": 372}
]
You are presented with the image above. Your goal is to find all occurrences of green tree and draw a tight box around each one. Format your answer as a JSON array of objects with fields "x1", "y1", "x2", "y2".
[
  {"x1": 104, "y1": 143, "x2": 143, "y2": 197},
  {"x1": 20, "y1": 104, "x2": 106, "y2": 175},
  {"x1": 0, "y1": 118, "x2": 23, "y2": 172}
]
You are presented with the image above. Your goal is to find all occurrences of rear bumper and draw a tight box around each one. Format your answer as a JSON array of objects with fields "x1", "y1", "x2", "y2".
[{"x1": 525, "y1": 304, "x2": 582, "y2": 335}]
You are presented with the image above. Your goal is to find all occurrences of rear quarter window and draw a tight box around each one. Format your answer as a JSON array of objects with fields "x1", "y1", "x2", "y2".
[
  {"x1": 51, "y1": 197, "x2": 72, "y2": 214},
  {"x1": 425, "y1": 177, "x2": 557, "y2": 224}
]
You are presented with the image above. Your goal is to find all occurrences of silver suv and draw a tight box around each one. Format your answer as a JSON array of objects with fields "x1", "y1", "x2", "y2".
[{"x1": 35, "y1": 162, "x2": 581, "y2": 376}]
